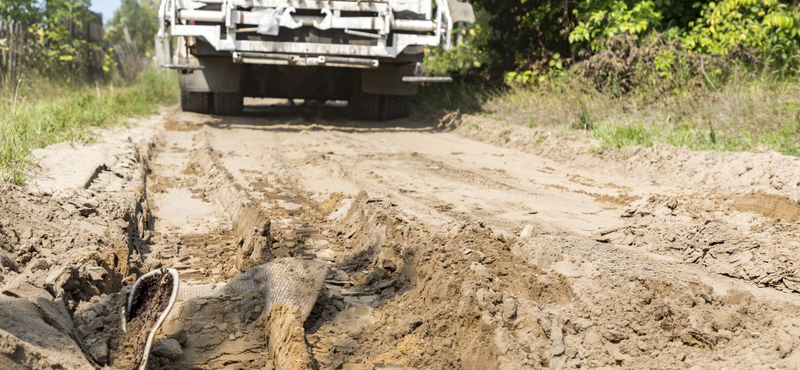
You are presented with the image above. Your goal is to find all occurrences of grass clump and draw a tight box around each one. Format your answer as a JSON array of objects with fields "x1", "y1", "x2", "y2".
[
  {"x1": 0, "y1": 68, "x2": 179, "y2": 184},
  {"x1": 414, "y1": 80, "x2": 497, "y2": 113},
  {"x1": 585, "y1": 74, "x2": 800, "y2": 156}
]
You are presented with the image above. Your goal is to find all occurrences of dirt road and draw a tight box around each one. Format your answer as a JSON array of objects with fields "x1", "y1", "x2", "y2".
[{"x1": 3, "y1": 103, "x2": 800, "y2": 369}]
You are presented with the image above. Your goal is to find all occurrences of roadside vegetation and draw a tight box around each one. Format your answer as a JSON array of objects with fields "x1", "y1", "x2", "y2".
[
  {"x1": 421, "y1": 0, "x2": 800, "y2": 156},
  {"x1": 0, "y1": 0, "x2": 176, "y2": 184},
  {"x1": 0, "y1": 69, "x2": 177, "y2": 184}
]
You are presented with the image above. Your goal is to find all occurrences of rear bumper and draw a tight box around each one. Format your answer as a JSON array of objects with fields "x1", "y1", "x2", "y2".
[{"x1": 160, "y1": 0, "x2": 456, "y2": 64}]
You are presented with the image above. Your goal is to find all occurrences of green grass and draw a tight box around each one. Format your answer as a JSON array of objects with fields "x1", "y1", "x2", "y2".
[
  {"x1": 0, "y1": 68, "x2": 179, "y2": 184},
  {"x1": 414, "y1": 80, "x2": 497, "y2": 113},
  {"x1": 586, "y1": 76, "x2": 800, "y2": 156},
  {"x1": 425, "y1": 70, "x2": 800, "y2": 157}
]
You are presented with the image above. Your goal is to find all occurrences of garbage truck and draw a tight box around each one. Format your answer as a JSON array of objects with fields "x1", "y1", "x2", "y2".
[{"x1": 154, "y1": 0, "x2": 474, "y2": 119}]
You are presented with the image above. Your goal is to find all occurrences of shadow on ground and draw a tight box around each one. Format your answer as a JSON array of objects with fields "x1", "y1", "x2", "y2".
[{"x1": 201, "y1": 100, "x2": 453, "y2": 134}]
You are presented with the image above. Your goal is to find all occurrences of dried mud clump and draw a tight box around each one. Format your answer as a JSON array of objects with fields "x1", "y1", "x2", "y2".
[{"x1": 600, "y1": 193, "x2": 800, "y2": 293}]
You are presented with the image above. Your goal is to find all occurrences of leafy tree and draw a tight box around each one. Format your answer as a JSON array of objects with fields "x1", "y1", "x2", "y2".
[
  {"x1": 469, "y1": 0, "x2": 580, "y2": 72},
  {"x1": 105, "y1": 0, "x2": 158, "y2": 55},
  {"x1": 683, "y1": 0, "x2": 800, "y2": 59},
  {"x1": 570, "y1": 1, "x2": 663, "y2": 50},
  {"x1": 0, "y1": 0, "x2": 44, "y2": 27}
]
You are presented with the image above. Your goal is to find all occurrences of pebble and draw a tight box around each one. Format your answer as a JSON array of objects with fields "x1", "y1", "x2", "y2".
[
  {"x1": 152, "y1": 338, "x2": 183, "y2": 360},
  {"x1": 520, "y1": 224, "x2": 535, "y2": 238}
]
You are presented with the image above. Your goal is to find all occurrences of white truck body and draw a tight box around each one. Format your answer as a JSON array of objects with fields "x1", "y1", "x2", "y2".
[{"x1": 155, "y1": 0, "x2": 473, "y2": 119}]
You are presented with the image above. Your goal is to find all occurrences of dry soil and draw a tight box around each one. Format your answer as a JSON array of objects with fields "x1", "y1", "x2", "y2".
[{"x1": 2, "y1": 102, "x2": 800, "y2": 369}]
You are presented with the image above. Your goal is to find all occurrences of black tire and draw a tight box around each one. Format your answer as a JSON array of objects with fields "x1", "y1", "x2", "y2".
[
  {"x1": 180, "y1": 90, "x2": 211, "y2": 114},
  {"x1": 349, "y1": 84, "x2": 382, "y2": 120},
  {"x1": 380, "y1": 95, "x2": 412, "y2": 120},
  {"x1": 212, "y1": 92, "x2": 244, "y2": 116}
]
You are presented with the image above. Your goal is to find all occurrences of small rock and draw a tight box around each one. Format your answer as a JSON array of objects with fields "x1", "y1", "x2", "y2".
[
  {"x1": 85, "y1": 336, "x2": 108, "y2": 365},
  {"x1": 333, "y1": 270, "x2": 350, "y2": 281},
  {"x1": 520, "y1": 225, "x2": 535, "y2": 239},
  {"x1": 152, "y1": 338, "x2": 183, "y2": 360},
  {"x1": 85, "y1": 267, "x2": 105, "y2": 282},
  {"x1": 572, "y1": 318, "x2": 594, "y2": 332},
  {"x1": 479, "y1": 313, "x2": 494, "y2": 330},
  {"x1": 0, "y1": 249, "x2": 18, "y2": 273},
  {"x1": 84, "y1": 310, "x2": 98, "y2": 323},
  {"x1": 341, "y1": 363, "x2": 374, "y2": 370},
  {"x1": 77, "y1": 325, "x2": 93, "y2": 340},
  {"x1": 583, "y1": 330, "x2": 602, "y2": 347},
  {"x1": 501, "y1": 294, "x2": 517, "y2": 321},
  {"x1": 778, "y1": 330, "x2": 794, "y2": 358},
  {"x1": 602, "y1": 330, "x2": 628, "y2": 343},
  {"x1": 470, "y1": 262, "x2": 492, "y2": 280},
  {"x1": 400, "y1": 315, "x2": 424, "y2": 335},
  {"x1": 605, "y1": 342, "x2": 632, "y2": 364},
  {"x1": 551, "y1": 323, "x2": 565, "y2": 356},
  {"x1": 494, "y1": 327, "x2": 517, "y2": 355},
  {"x1": 315, "y1": 248, "x2": 336, "y2": 262},
  {"x1": 621, "y1": 194, "x2": 654, "y2": 218},
  {"x1": 88, "y1": 317, "x2": 104, "y2": 331},
  {"x1": 476, "y1": 288, "x2": 486, "y2": 304},
  {"x1": 168, "y1": 328, "x2": 188, "y2": 346}
]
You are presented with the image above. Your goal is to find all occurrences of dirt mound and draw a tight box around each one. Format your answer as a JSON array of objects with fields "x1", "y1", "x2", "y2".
[
  {"x1": 0, "y1": 121, "x2": 155, "y2": 368},
  {"x1": 0, "y1": 182, "x2": 146, "y2": 367},
  {"x1": 303, "y1": 191, "x2": 800, "y2": 369},
  {"x1": 451, "y1": 113, "x2": 800, "y2": 201}
]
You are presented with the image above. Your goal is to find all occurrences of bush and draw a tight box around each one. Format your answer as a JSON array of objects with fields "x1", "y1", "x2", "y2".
[{"x1": 683, "y1": 0, "x2": 800, "y2": 70}]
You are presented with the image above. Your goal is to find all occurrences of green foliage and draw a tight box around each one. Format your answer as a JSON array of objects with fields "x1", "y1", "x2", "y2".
[
  {"x1": 0, "y1": 0, "x2": 44, "y2": 27},
  {"x1": 468, "y1": 0, "x2": 578, "y2": 71},
  {"x1": 654, "y1": 49, "x2": 677, "y2": 78},
  {"x1": 424, "y1": 9, "x2": 494, "y2": 77},
  {"x1": 105, "y1": 0, "x2": 159, "y2": 55},
  {"x1": 0, "y1": 0, "x2": 104, "y2": 81},
  {"x1": 103, "y1": 48, "x2": 118, "y2": 73},
  {"x1": 458, "y1": 0, "x2": 800, "y2": 81},
  {"x1": 570, "y1": 1, "x2": 663, "y2": 50},
  {"x1": 683, "y1": 0, "x2": 800, "y2": 68},
  {"x1": 503, "y1": 53, "x2": 565, "y2": 85}
]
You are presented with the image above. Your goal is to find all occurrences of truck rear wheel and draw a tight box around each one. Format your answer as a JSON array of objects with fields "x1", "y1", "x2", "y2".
[
  {"x1": 349, "y1": 85, "x2": 382, "y2": 120},
  {"x1": 180, "y1": 90, "x2": 211, "y2": 114},
  {"x1": 380, "y1": 95, "x2": 412, "y2": 120},
  {"x1": 212, "y1": 92, "x2": 244, "y2": 116},
  {"x1": 349, "y1": 89, "x2": 412, "y2": 121}
]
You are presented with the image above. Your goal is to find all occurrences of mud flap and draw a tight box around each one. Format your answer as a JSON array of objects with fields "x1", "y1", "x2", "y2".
[
  {"x1": 178, "y1": 57, "x2": 242, "y2": 93},
  {"x1": 361, "y1": 64, "x2": 418, "y2": 96},
  {"x1": 155, "y1": 34, "x2": 171, "y2": 69}
]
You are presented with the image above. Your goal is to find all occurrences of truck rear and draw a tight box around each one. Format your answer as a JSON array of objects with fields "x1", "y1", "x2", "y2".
[{"x1": 155, "y1": 0, "x2": 474, "y2": 119}]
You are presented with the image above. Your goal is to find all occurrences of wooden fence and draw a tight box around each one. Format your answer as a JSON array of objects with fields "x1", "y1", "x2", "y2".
[{"x1": 0, "y1": 12, "x2": 108, "y2": 87}]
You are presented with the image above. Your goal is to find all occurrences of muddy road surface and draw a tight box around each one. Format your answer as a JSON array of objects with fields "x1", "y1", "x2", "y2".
[{"x1": 2, "y1": 102, "x2": 800, "y2": 369}]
